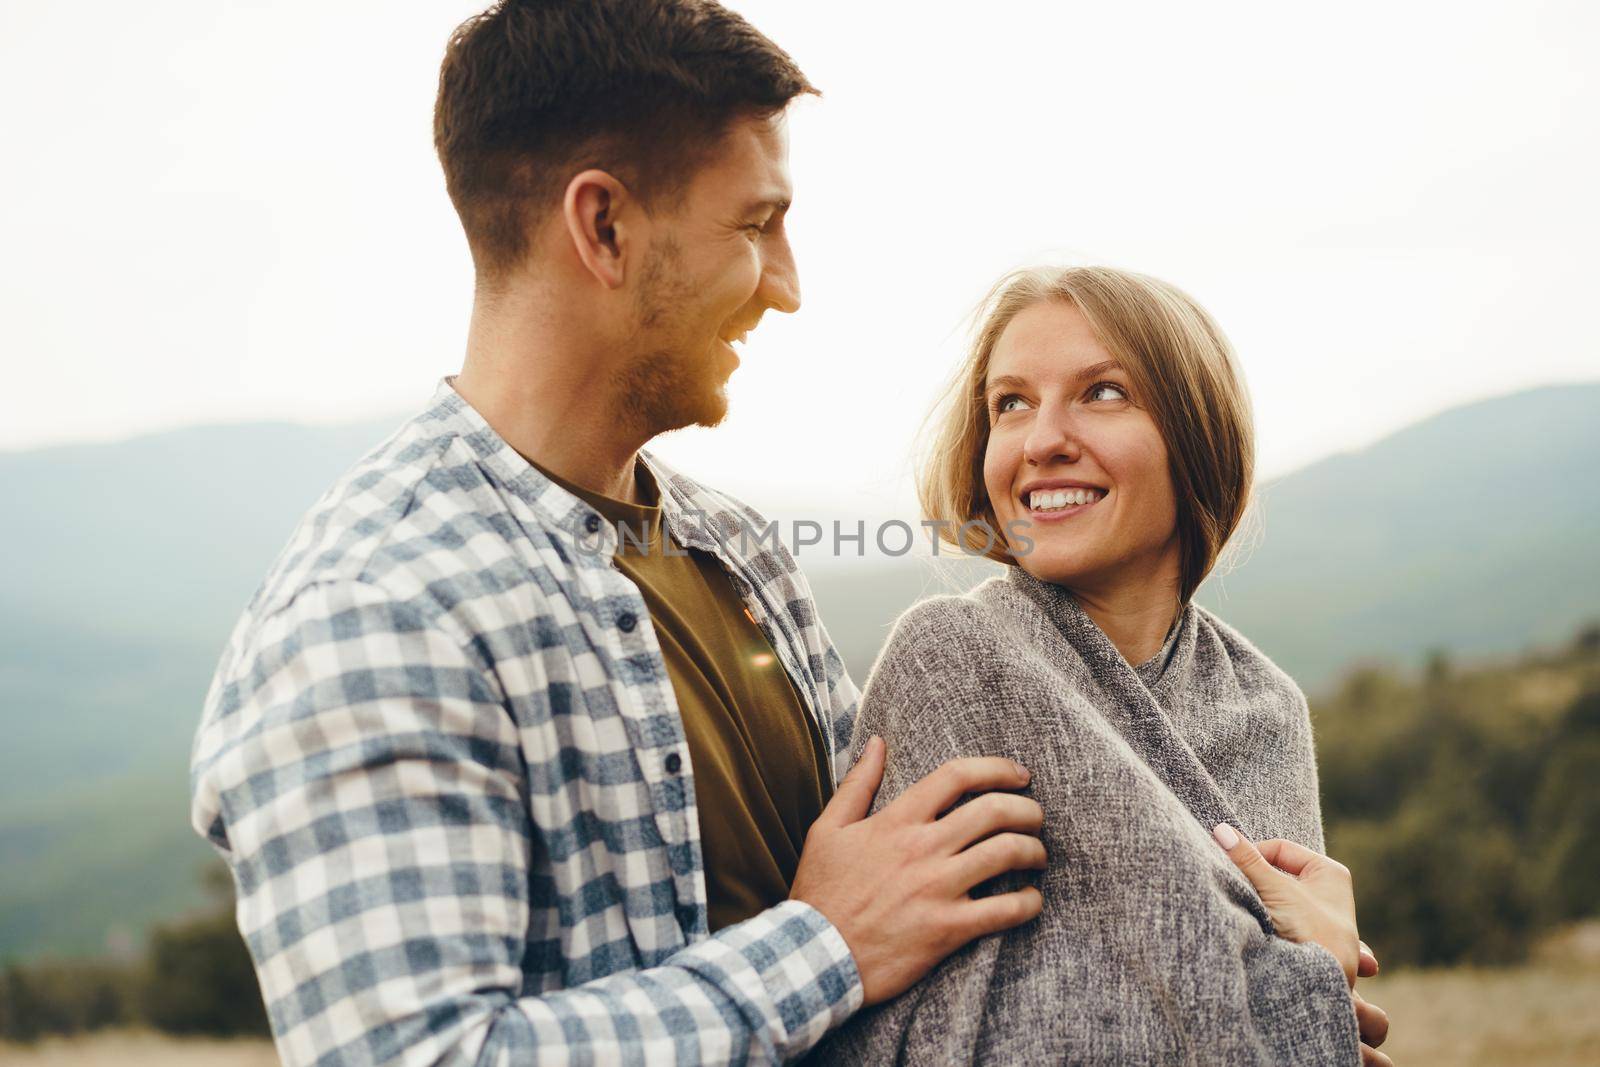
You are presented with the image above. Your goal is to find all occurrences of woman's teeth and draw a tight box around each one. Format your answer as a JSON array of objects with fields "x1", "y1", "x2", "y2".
[{"x1": 1028, "y1": 488, "x2": 1104, "y2": 511}]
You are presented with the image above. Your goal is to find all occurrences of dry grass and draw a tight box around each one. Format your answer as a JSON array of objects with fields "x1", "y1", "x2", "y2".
[
  {"x1": 1359, "y1": 964, "x2": 1600, "y2": 1066},
  {"x1": 4, "y1": 928, "x2": 1599, "y2": 1066},
  {"x1": 0, "y1": 1031, "x2": 278, "y2": 1066},
  {"x1": 1359, "y1": 922, "x2": 1600, "y2": 1067}
]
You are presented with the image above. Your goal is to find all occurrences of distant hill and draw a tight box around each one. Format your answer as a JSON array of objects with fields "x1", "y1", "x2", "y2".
[
  {"x1": 1, "y1": 382, "x2": 1596, "y2": 959},
  {"x1": 1193, "y1": 382, "x2": 1600, "y2": 687}
]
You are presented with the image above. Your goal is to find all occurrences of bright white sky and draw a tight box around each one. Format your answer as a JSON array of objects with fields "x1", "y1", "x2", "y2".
[{"x1": 3, "y1": 1, "x2": 1597, "y2": 512}]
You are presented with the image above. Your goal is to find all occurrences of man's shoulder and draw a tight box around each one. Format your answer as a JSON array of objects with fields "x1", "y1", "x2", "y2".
[{"x1": 245, "y1": 401, "x2": 548, "y2": 631}]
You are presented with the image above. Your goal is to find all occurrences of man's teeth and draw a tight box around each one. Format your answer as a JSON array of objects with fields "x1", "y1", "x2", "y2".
[{"x1": 1028, "y1": 488, "x2": 1104, "y2": 510}]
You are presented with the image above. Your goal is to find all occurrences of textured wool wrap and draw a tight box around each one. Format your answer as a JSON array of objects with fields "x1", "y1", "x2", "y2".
[{"x1": 809, "y1": 566, "x2": 1360, "y2": 1066}]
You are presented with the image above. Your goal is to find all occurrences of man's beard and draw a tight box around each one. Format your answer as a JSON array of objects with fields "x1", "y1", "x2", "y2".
[{"x1": 615, "y1": 235, "x2": 731, "y2": 436}]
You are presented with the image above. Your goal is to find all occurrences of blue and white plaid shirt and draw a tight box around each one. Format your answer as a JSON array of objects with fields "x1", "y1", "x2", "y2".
[{"x1": 191, "y1": 379, "x2": 864, "y2": 1066}]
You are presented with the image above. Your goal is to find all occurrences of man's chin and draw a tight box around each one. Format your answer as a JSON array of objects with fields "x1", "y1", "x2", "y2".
[
  {"x1": 691, "y1": 386, "x2": 730, "y2": 429},
  {"x1": 655, "y1": 385, "x2": 729, "y2": 434}
]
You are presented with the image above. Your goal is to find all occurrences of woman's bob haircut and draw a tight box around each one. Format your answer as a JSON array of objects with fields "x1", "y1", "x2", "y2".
[{"x1": 919, "y1": 265, "x2": 1256, "y2": 605}]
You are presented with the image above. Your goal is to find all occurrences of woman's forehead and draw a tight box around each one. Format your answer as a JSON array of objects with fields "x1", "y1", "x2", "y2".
[{"x1": 989, "y1": 303, "x2": 1116, "y2": 381}]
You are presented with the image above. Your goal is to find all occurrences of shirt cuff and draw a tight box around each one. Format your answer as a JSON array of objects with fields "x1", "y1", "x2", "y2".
[{"x1": 682, "y1": 899, "x2": 864, "y2": 1061}]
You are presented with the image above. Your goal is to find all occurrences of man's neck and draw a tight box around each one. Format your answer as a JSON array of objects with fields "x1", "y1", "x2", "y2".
[
  {"x1": 1068, "y1": 556, "x2": 1184, "y2": 668},
  {"x1": 453, "y1": 287, "x2": 649, "y2": 503}
]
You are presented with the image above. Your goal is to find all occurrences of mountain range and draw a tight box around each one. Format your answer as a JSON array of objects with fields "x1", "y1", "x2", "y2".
[{"x1": 2, "y1": 381, "x2": 1596, "y2": 959}]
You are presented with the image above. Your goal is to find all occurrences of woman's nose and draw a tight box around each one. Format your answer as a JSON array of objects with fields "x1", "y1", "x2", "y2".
[{"x1": 1022, "y1": 407, "x2": 1082, "y2": 467}]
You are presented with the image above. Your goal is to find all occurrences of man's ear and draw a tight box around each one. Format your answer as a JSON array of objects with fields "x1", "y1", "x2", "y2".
[{"x1": 561, "y1": 169, "x2": 635, "y2": 290}]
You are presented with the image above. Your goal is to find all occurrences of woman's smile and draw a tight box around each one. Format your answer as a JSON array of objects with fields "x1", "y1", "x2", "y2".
[{"x1": 1021, "y1": 482, "x2": 1108, "y2": 523}]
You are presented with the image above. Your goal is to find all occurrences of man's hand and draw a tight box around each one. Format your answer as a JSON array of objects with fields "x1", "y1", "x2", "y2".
[{"x1": 790, "y1": 736, "x2": 1046, "y2": 1005}]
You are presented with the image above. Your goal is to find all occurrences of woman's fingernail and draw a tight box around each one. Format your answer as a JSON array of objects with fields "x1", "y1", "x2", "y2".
[
  {"x1": 1212, "y1": 823, "x2": 1240, "y2": 849},
  {"x1": 1014, "y1": 761, "x2": 1031, "y2": 782}
]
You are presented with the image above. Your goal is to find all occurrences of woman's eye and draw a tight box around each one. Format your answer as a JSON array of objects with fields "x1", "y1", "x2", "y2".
[
  {"x1": 995, "y1": 394, "x2": 1029, "y2": 414},
  {"x1": 1088, "y1": 382, "x2": 1128, "y2": 402}
]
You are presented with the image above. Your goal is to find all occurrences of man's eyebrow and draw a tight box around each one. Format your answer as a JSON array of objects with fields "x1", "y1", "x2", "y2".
[{"x1": 740, "y1": 196, "x2": 791, "y2": 216}]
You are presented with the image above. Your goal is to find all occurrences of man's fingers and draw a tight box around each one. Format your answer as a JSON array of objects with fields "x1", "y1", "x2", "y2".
[
  {"x1": 1211, "y1": 823, "x2": 1283, "y2": 896},
  {"x1": 813, "y1": 736, "x2": 885, "y2": 829},
  {"x1": 952, "y1": 832, "x2": 1047, "y2": 892},
  {"x1": 893, "y1": 756, "x2": 1032, "y2": 823},
  {"x1": 1358, "y1": 940, "x2": 1380, "y2": 978},
  {"x1": 935, "y1": 791, "x2": 1044, "y2": 852},
  {"x1": 1361, "y1": 1043, "x2": 1394, "y2": 1067},
  {"x1": 957, "y1": 886, "x2": 1044, "y2": 938}
]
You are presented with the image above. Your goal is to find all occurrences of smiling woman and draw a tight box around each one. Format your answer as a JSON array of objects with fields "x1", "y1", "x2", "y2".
[
  {"x1": 922, "y1": 266, "x2": 1255, "y2": 616},
  {"x1": 808, "y1": 265, "x2": 1382, "y2": 1065}
]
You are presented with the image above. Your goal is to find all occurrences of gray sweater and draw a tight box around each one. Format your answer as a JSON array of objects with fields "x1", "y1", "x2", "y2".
[{"x1": 809, "y1": 567, "x2": 1360, "y2": 1066}]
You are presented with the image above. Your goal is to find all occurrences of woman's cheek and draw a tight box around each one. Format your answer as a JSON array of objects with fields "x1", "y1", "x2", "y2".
[{"x1": 981, "y1": 443, "x2": 1011, "y2": 517}]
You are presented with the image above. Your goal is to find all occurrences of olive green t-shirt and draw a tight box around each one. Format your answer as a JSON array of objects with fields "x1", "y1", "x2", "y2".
[{"x1": 540, "y1": 458, "x2": 834, "y2": 932}]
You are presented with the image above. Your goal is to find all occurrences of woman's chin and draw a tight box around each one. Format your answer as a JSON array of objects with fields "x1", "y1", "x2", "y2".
[{"x1": 1012, "y1": 550, "x2": 1093, "y2": 588}]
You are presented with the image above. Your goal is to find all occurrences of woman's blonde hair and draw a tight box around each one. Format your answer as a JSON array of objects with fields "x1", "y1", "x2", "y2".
[{"x1": 919, "y1": 265, "x2": 1255, "y2": 605}]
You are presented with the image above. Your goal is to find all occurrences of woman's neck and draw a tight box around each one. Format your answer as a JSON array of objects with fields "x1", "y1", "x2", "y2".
[{"x1": 1068, "y1": 572, "x2": 1184, "y2": 668}]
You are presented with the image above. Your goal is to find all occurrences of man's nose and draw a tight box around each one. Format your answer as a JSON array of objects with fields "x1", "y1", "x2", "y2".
[{"x1": 759, "y1": 234, "x2": 801, "y2": 314}]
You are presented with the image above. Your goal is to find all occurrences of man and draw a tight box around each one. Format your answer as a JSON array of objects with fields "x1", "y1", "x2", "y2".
[{"x1": 190, "y1": 2, "x2": 1047, "y2": 1063}]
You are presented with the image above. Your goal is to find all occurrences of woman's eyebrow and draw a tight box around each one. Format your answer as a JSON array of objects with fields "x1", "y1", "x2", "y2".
[
  {"x1": 985, "y1": 374, "x2": 1030, "y2": 395},
  {"x1": 986, "y1": 361, "x2": 1124, "y2": 396},
  {"x1": 1075, "y1": 359, "x2": 1124, "y2": 382}
]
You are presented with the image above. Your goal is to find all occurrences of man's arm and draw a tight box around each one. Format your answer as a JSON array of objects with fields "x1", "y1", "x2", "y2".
[{"x1": 191, "y1": 579, "x2": 860, "y2": 1066}]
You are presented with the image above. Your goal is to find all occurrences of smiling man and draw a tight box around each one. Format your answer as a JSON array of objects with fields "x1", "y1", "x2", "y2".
[{"x1": 189, "y1": 2, "x2": 1046, "y2": 1064}]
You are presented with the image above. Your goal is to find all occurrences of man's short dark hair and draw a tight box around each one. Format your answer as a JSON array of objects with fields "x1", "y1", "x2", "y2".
[{"x1": 434, "y1": 0, "x2": 818, "y2": 281}]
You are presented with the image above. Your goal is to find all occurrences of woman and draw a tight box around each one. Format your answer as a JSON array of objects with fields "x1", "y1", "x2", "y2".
[{"x1": 809, "y1": 267, "x2": 1385, "y2": 1065}]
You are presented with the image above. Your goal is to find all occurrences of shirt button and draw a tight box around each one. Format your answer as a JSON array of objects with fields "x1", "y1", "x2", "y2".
[
  {"x1": 664, "y1": 752, "x2": 682, "y2": 774},
  {"x1": 617, "y1": 611, "x2": 637, "y2": 633},
  {"x1": 584, "y1": 514, "x2": 602, "y2": 534}
]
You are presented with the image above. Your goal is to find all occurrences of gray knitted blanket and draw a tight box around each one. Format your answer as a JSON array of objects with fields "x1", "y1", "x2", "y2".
[{"x1": 809, "y1": 567, "x2": 1359, "y2": 1066}]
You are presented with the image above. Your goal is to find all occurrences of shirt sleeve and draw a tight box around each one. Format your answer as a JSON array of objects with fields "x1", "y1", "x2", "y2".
[{"x1": 190, "y1": 579, "x2": 862, "y2": 1067}]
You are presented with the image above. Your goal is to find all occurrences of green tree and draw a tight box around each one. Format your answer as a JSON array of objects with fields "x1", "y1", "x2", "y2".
[
  {"x1": 139, "y1": 862, "x2": 269, "y2": 1037},
  {"x1": 0, "y1": 964, "x2": 45, "y2": 1043},
  {"x1": 1529, "y1": 692, "x2": 1600, "y2": 920}
]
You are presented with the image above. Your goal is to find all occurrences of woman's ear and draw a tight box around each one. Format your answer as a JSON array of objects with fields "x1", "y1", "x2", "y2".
[{"x1": 561, "y1": 169, "x2": 634, "y2": 289}]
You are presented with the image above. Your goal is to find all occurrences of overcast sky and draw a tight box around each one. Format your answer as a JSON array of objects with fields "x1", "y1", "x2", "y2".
[{"x1": 3, "y1": 1, "x2": 1596, "y2": 511}]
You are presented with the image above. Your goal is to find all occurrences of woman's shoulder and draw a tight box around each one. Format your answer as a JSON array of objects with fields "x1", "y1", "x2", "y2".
[
  {"x1": 870, "y1": 578, "x2": 1033, "y2": 672},
  {"x1": 1187, "y1": 601, "x2": 1309, "y2": 710},
  {"x1": 855, "y1": 583, "x2": 1049, "y2": 785}
]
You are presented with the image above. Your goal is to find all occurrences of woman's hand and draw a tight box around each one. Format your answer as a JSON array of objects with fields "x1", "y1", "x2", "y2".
[
  {"x1": 1210, "y1": 823, "x2": 1360, "y2": 984},
  {"x1": 1213, "y1": 825, "x2": 1393, "y2": 1062},
  {"x1": 1354, "y1": 988, "x2": 1392, "y2": 1065}
]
